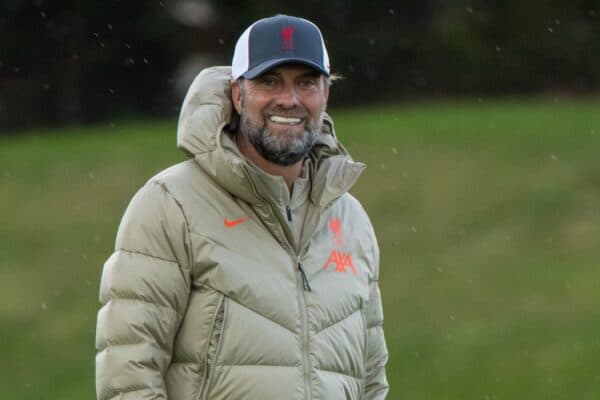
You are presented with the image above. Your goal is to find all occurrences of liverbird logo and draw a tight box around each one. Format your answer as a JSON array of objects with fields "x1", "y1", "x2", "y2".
[
  {"x1": 281, "y1": 25, "x2": 295, "y2": 50},
  {"x1": 329, "y1": 217, "x2": 344, "y2": 246}
]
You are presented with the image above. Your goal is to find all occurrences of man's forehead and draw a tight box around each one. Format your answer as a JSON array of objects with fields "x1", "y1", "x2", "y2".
[{"x1": 254, "y1": 63, "x2": 323, "y2": 78}]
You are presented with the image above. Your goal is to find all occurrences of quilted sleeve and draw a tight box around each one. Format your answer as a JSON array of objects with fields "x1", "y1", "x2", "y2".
[
  {"x1": 95, "y1": 181, "x2": 192, "y2": 400},
  {"x1": 363, "y1": 230, "x2": 389, "y2": 399}
]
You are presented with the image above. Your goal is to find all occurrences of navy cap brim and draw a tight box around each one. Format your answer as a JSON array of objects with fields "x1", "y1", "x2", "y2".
[{"x1": 242, "y1": 58, "x2": 330, "y2": 79}]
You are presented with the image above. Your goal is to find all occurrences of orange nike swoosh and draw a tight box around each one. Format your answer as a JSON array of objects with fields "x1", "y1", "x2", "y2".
[{"x1": 224, "y1": 217, "x2": 249, "y2": 228}]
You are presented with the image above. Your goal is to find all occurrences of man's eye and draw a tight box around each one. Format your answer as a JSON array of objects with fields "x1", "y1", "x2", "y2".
[
  {"x1": 299, "y1": 79, "x2": 317, "y2": 88},
  {"x1": 259, "y1": 77, "x2": 277, "y2": 86}
]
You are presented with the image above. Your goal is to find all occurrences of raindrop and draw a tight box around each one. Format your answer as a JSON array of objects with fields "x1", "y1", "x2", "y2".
[
  {"x1": 547, "y1": 26, "x2": 553, "y2": 33},
  {"x1": 41, "y1": 303, "x2": 48, "y2": 311},
  {"x1": 159, "y1": 1, "x2": 165, "y2": 6},
  {"x1": 125, "y1": 43, "x2": 131, "y2": 49},
  {"x1": 108, "y1": 88, "x2": 115, "y2": 95},
  {"x1": 83, "y1": 254, "x2": 88, "y2": 260},
  {"x1": 93, "y1": 234, "x2": 101, "y2": 242},
  {"x1": 379, "y1": 163, "x2": 386, "y2": 169},
  {"x1": 591, "y1": 129, "x2": 596, "y2": 135},
  {"x1": 466, "y1": 7, "x2": 473, "y2": 14},
  {"x1": 449, "y1": 314, "x2": 455, "y2": 321},
  {"x1": 107, "y1": 23, "x2": 113, "y2": 30},
  {"x1": 143, "y1": 58, "x2": 149, "y2": 64},
  {"x1": 88, "y1": 171, "x2": 95, "y2": 179},
  {"x1": 391, "y1": 147, "x2": 398, "y2": 154},
  {"x1": 72, "y1": 53, "x2": 79, "y2": 61},
  {"x1": 437, "y1": 266, "x2": 443, "y2": 272},
  {"x1": 93, "y1": 32, "x2": 100, "y2": 38},
  {"x1": 14, "y1": 67, "x2": 20, "y2": 73},
  {"x1": 495, "y1": 45, "x2": 502, "y2": 52},
  {"x1": 368, "y1": 39, "x2": 376, "y2": 46},
  {"x1": 42, "y1": 83, "x2": 50, "y2": 90},
  {"x1": 550, "y1": 154, "x2": 558, "y2": 161},
  {"x1": 110, "y1": 122, "x2": 116, "y2": 128},
  {"x1": 347, "y1": 65, "x2": 354, "y2": 72},
  {"x1": 554, "y1": 19, "x2": 560, "y2": 25},
  {"x1": 411, "y1": 226, "x2": 417, "y2": 233},
  {"x1": 40, "y1": 10, "x2": 46, "y2": 18},
  {"x1": 590, "y1": 10, "x2": 597, "y2": 18},
  {"x1": 388, "y1": 9, "x2": 395, "y2": 15},
  {"x1": 218, "y1": 38, "x2": 224, "y2": 45},
  {"x1": 100, "y1": 41, "x2": 105, "y2": 48},
  {"x1": 414, "y1": 351, "x2": 420, "y2": 358}
]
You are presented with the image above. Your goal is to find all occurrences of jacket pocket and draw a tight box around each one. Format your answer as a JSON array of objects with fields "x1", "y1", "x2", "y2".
[{"x1": 199, "y1": 295, "x2": 228, "y2": 400}]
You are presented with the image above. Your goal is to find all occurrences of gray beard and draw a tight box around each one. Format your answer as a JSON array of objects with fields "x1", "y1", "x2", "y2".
[{"x1": 239, "y1": 109, "x2": 323, "y2": 166}]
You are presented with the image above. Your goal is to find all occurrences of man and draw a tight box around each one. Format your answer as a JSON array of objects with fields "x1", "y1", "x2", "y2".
[{"x1": 96, "y1": 14, "x2": 388, "y2": 400}]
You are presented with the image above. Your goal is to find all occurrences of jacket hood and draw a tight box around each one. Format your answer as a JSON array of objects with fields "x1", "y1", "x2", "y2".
[{"x1": 176, "y1": 66, "x2": 365, "y2": 208}]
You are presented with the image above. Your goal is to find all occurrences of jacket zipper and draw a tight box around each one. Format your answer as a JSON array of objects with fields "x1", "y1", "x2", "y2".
[{"x1": 242, "y1": 165, "x2": 313, "y2": 399}]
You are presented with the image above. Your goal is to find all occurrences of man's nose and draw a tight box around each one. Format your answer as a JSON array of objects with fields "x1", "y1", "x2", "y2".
[{"x1": 275, "y1": 85, "x2": 300, "y2": 108}]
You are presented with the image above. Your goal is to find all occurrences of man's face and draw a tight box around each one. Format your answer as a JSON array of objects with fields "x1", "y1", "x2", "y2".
[{"x1": 232, "y1": 64, "x2": 329, "y2": 166}]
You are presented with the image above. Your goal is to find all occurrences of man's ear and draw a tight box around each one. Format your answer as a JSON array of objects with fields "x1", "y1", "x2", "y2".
[
  {"x1": 323, "y1": 78, "x2": 330, "y2": 104},
  {"x1": 231, "y1": 79, "x2": 242, "y2": 114}
]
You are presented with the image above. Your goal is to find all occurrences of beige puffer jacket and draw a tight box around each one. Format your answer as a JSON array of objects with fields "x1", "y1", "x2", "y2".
[{"x1": 95, "y1": 66, "x2": 388, "y2": 400}]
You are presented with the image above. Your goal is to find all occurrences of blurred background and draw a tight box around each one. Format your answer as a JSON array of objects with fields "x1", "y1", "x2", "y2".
[{"x1": 1, "y1": 1, "x2": 600, "y2": 398}]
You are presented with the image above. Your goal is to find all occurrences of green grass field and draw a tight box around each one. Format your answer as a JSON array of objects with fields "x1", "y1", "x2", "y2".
[{"x1": 2, "y1": 98, "x2": 600, "y2": 399}]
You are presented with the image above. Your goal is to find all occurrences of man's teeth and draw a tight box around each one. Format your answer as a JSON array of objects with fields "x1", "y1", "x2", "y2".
[{"x1": 269, "y1": 115, "x2": 302, "y2": 125}]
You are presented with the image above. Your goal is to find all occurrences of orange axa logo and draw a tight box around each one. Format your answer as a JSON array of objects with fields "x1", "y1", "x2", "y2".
[
  {"x1": 322, "y1": 250, "x2": 356, "y2": 275},
  {"x1": 329, "y1": 217, "x2": 344, "y2": 245}
]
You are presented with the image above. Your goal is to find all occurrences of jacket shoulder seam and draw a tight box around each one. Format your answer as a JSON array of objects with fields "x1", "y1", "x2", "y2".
[
  {"x1": 148, "y1": 180, "x2": 194, "y2": 270},
  {"x1": 115, "y1": 248, "x2": 178, "y2": 264}
]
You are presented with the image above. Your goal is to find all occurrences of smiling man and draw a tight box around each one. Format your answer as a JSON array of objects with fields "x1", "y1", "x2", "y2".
[{"x1": 96, "y1": 14, "x2": 388, "y2": 400}]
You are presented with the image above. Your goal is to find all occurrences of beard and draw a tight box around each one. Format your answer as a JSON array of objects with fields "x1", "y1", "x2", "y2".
[{"x1": 238, "y1": 103, "x2": 324, "y2": 166}]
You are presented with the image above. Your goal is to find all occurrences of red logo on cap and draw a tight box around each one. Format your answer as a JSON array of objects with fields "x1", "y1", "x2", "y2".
[{"x1": 281, "y1": 25, "x2": 294, "y2": 50}]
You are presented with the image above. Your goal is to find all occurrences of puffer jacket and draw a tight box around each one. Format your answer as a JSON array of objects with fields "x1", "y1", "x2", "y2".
[{"x1": 95, "y1": 66, "x2": 388, "y2": 400}]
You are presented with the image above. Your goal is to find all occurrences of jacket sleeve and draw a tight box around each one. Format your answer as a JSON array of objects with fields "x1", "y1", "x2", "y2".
[
  {"x1": 364, "y1": 230, "x2": 389, "y2": 399},
  {"x1": 96, "y1": 181, "x2": 192, "y2": 400}
]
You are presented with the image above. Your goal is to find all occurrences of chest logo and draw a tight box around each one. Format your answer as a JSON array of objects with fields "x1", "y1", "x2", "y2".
[
  {"x1": 329, "y1": 217, "x2": 344, "y2": 245},
  {"x1": 322, "y1": 250, "x2": 356, "y2": 275},
  {"x1": 281, "y1": 25, "x2": 295, "y2": 50},
  {"x1": 224, "y1": 217, "x2": 249, "y2": 228}
]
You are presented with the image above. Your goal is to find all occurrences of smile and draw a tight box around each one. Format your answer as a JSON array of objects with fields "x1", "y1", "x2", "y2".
[{"x1": 268, "y1": 115, "x2": 303, "y2": 125}]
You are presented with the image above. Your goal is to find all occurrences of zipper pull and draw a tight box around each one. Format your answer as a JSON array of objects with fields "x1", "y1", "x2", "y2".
[
  {"x1": 298, "y1": 263, "x2": 312, "y2": 292},
  {"x1": 286, "y1": 205, "x2": 292, "y2": 221}
]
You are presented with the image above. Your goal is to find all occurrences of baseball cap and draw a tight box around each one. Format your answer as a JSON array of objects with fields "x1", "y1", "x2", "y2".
[{"x1": 231, "y1": 14, "x2": 330, "y2": 80}]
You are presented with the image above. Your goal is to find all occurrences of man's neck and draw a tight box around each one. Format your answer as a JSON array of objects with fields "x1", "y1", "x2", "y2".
[{"x1": 235, "y1": 133, "x2": 303, "y2": 193}]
